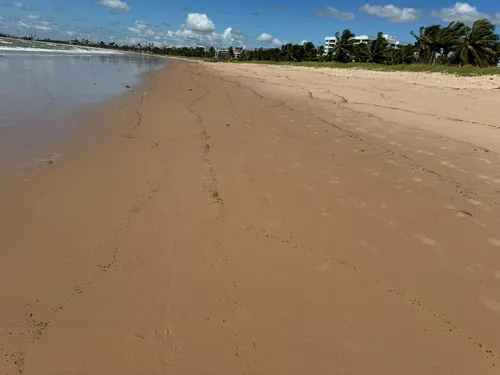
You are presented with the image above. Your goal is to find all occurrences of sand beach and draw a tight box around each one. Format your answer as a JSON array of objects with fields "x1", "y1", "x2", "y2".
[{"x1": 1, "y1": 58, "x2": 500, "y2": 374}]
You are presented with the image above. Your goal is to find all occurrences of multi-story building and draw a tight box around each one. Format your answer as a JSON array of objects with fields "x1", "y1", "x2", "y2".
[
  {"x1": 324, "y1": 34, "x2": 409, "y2": 55},
  {"x1": 215, "y1": 49, "x2": 229, "y2": 59},
  {"x1": 233, "y1": 47, "x2": 244, "y2": 59}
]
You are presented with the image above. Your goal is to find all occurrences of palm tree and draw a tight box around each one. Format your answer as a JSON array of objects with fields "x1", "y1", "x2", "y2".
[
  {"x1": 317, "y1": 45, "x2": 325, "y2": 58},
  {"x1": 281, "y1": 43, "x2": 295, "y2": 61},
  {"x1": 331, "y1": 29, "x2": 355, "y2": 63},
  {"x1": 208, "y1": 47, "x2": 215, "y2": 58},
  {"x1": 411, "y1": 25, "x2": 442, "y2": 64},
  {"x1": 302, "y1": 42, "x2": 317, "y2": 60},
  {"x1": 389, "y1": 44, "x2": 417, "y2": 64},
  {"x1": 451, "y1": 19, "x2": 498, "y2": 67},
  {"x1": 353, "y1": 33, "x2": 390, "y2": 64},
  {"x1": 495, "y1": 40, "x2": 500, "y2": 64},
  {"x1": 438, "y1": 22, "x2": 466, "y2": 64}
]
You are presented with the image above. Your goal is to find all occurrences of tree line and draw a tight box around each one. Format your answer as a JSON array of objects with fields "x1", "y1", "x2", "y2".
[
  {"x1": 166, "y1": 19, "x2": 500, "y2": 68},
  {"x1": 2, "y1": 18, "x2": 499, "y2": 67}
]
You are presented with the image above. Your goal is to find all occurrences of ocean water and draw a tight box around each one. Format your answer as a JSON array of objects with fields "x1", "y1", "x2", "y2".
[{"x1": 0, "y1": 37, "x2": 166, "y2": 179}]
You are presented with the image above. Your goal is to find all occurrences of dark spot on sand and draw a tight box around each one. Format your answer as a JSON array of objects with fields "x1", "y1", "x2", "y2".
[
  {"x1": 226, "y1": 123, "x2": 231, "y2": 127},
  {"x1": 188, "y1": 88, "x2": 193, "y2": 91}
]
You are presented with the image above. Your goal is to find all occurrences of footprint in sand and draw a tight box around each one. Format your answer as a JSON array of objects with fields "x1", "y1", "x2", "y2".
[
  {"x1": 477, "y1": 157, "x2": 492, "y2": 164},
  {"x1": 441, "y1": 160, "x2": 466, "y2": 173},
  {"x1": 479, "y1": 295, "x2": 500, "y2": 313},
  {"x1": 488, "y1": 237, "x2": 500, "y2": 247},
  {"x1": 320, "y1": 207, "x2": 331, "y2": 218},
  {"x1": 414, "y1": 234, "x2": 437, "y2": 246},
  {"x1": 468, "y1": 199, "x2": 487, "y2": 209},
  {"x1": 155, "y1": 324, "x2": 177, "y2": 365},
  {"x1": 417, "y1": 149, "x2": 434, "y2": 156},
  {"x1": 299, "y1": 183, "x2": 313, "y2": 192}
]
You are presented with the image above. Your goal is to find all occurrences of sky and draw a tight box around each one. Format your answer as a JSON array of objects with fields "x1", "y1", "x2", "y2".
[{"x1": 0, "y1": 0, "x2": 499, "y2": 48}]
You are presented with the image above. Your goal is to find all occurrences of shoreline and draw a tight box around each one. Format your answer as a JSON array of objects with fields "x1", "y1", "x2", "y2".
[
  {"x1": 0, "y1": 54, "x2": 166, "y2": 194},
  {"x1": 1, "y1": 58, "x2": 500, "y2": 374}
]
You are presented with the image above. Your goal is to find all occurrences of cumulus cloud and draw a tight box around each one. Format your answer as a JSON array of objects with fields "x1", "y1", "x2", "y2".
[
  {"x1": 128, "y1": 20, "x2": 155, "y2": 37},
  {"x1": 27, "y1": 14, "x2": 39, "y2": 20},
  {"x1": 300, "y1": 40, "x2": 308, "y2": 45},
  {"x1": 119, "y1": 14, "x2": 247, "y2": 48},
  {"x1": 163, "y1": 26, "x2": 245, "y2": 47},
  {"x1": 360, "y1": 4, "x2": 418, "y2": 23},
  {"x1": 316, "y1": 6, "x2": 356, "y2": 21},
  {"x1": 256, "y1": 32, "x2": 283, "y2": 46},
  {"x1": 257, "y1": 32, "x2": 272, "y2": 42},
  {"x1": 219, "y1": 27, "x2": 246, "y2": 46},
  {"x1": 431, "y1": 2, "x2": 487, "y2": 23},
  {"x1": 184, "y1": 13, "x2": 215, "y2": 33},
  {"x1": 96, "y1": 0, "x2": 130, "y2": 12},
  {"x1": 16, "y1": 16, "x2": 57, "y2": 31},
  {"x1": 272, "y1": 38, "x2": 283, "y2": 46},
  {"x1": 432, "y1": 3, "x2": 500, "y2": 25},
  {"x1": 11, "y1": 1, "x2": 31, "y2": 10}
]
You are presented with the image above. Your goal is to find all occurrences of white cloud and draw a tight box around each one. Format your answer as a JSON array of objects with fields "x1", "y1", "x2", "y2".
[
  {"x1": 128, "y1": 20, "x2": 155, "y2": 37},
  {"x1": 120, "y1": 15, "x2": 246, "y2": 48},
  {"x1": 256, "y1": 32, "x2": 283, "y2": 46},
  {"x1": 11, "y1": 1, "x2": 30, "y2": 10},
  {"x1": 360, "y1": 4, "x2": 418, "y2": 23},
  {"x1": 431, "y1": 2, "x2": 487, "y2": 23},
  {"x1": 257, "y1": 32, "x2": 272, "y2": 42},
  {"x1": 16, "y1": 16, "x2": 57, "y2": 31},
  {"x1": 96, "y1": 0, "x2": 130, "y2": 12},
  {"x1": 27, "y1": 14, "x2": 39, "y2": 20},
  {"x1": 316, "y1": 6, "x2": 356, "y2": 21},
  {"x1": 184, "y1": 13, "x2": 215, "y2": 33},
  {"x1": 164, "y1": 27, "x2": 245, "y2": 47},
  {"x1": 300, "y1": 40, "x2": 308, "y2": 45},
  {"x1": 220, "y1": 27, "x2": 245, "y2": 47},
  {"x1": 272, "y1": 38, "x2": 283, "y2": 46}
]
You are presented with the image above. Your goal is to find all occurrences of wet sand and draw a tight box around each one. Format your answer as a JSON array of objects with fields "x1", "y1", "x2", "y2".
[
  {"x1": 0, "y1": 52, "x2": 165, "y2": 178},
  {"x1": 1, "y1": 59, "x2": 500, "y2": 374}
]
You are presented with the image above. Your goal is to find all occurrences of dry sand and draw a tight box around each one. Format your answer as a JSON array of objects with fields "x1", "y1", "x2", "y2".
[{"x1": 1, "y1": 59, "x2": 500, "y2": 374}]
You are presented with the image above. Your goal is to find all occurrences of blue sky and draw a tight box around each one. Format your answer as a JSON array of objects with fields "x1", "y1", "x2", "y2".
[{"x1": 0, "y1": 0, "x2": 499, "y2": 47}]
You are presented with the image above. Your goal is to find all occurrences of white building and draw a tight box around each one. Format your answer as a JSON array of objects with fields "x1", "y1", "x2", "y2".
[
  {"x1": 324, "y1": 34, "x2": 409, "y2": 55},
  {"x1": 233, "y1": 47, "x2": 244, "y2": 59},
  {"x1": 215, "y1": 49, "x2": 229, "y2": 59}
]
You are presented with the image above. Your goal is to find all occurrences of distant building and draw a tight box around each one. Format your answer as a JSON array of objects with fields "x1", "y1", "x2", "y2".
[
  {"x1": 215, "y1": 49, "x2": 229, "y2": 59},
  {"x1": 324, "y1": 34, "x2": 409, "y2": 55},
  {"x1": 233, "y1": 47, "x2": 244, "y2": 59}
]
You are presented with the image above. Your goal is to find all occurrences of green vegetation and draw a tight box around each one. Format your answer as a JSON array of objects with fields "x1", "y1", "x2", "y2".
[
  {"x1": 169, "y1": 19, "x2": 500, "y2": 75},
  {"x1": 2, "y1": 18, "x2": 499, "y2": 76},
  {"x1": 230, "y1": 61, "x2": 500, "y2": 76}
]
